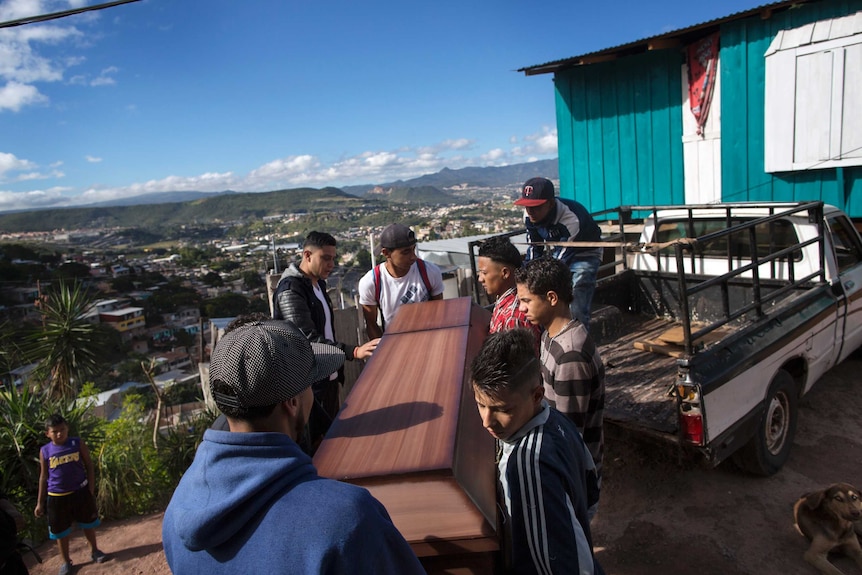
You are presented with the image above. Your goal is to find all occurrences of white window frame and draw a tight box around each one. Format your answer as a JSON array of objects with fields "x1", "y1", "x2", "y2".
[{"x1": 764, "y1": 17, "x2": 862, "y2": 173}]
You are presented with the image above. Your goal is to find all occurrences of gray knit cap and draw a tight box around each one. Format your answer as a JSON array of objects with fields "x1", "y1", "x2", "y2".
[{"x1": 209, "y1": 320, "x2": 345, "y2": 409}]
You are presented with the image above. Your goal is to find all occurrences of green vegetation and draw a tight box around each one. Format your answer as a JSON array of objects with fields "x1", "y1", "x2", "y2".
[
  {"x1": 26, "y1": 282, "x2": 108, "y2": 399},
  {"x1": 0, "y1": 385, "x2": 101, "y2": 541},
  {"x1": 0, "y1": 276, "x2": 218, "y2": 545},
  {"x1": 201, "y1": 292, "x2": 267, "y2": 318},
  {"x1": 0, "y1": 386, "x2": 217, "y2": 541}
]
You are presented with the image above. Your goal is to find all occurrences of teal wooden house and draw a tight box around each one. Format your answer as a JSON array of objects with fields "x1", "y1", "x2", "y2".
[{"x1": 520, "y1": 0, "x2": 862, "y2": 217}]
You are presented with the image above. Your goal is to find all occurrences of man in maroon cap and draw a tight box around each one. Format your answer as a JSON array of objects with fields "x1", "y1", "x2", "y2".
[
  {"x1": 515, "y1": 177, "x2": 603, "y2": 331},
  {"x1": 357, "y1": 223, "x2": 444, "y2": 339}
]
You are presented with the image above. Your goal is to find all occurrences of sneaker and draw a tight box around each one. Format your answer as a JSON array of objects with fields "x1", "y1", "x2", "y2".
[
  {"x1": 91, "y1": 549, "x2": 108, "y2": 563},
  {"x1": 58, "y1": 561, "x2": 73, "y2": 575}
]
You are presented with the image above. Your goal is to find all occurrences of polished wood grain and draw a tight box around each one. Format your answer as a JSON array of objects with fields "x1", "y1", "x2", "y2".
[
  {"x1": 313, "y1": 297, "x2": 497, "y2": 564},
  {"x1": 383, "y1": 296, "x2": 476, "y2": 334},
  {"x1": 361, "y1": 476, "x2": 497, "y2": 556},
  {"x1": 314, "y1": 326, "x2": 468, "y2": 477}
]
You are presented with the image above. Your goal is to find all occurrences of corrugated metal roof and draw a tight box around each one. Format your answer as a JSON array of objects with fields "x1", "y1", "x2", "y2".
[{"x1": 519, "y1": 0, "x2": 814, "y2": 75}]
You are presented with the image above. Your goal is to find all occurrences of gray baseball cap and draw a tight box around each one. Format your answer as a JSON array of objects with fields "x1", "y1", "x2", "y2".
[
  {"x1": 209, "y1": 320, "x2": 345, "y2": 409},
  {"x1": 379, "y1": 223, "x2": 416, "y2": 250}
]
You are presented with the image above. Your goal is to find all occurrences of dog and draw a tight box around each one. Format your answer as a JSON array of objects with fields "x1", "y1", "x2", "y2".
[{"x1": 793, "y1": 483, "x2": 862, "y2": 575}]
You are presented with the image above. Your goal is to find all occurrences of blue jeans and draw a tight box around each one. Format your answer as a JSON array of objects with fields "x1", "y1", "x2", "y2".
[{"x1": 569, "y1": 257, "x2": 601, "y2": 331}]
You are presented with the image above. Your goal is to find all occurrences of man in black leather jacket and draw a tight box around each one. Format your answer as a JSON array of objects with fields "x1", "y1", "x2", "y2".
[{"x1": 272, "y1": 231, "x2": 379, "y2": 446}]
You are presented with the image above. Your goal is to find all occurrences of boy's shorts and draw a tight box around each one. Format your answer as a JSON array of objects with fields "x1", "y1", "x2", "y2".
[{"x1": 47, "y1": 487, "x2": 100, "y2": 540}]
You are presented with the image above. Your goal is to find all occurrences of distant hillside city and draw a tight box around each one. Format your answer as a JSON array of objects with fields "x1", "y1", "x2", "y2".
[{"x1": 0, "y1": 159, "x2": 557, "y2": 398}]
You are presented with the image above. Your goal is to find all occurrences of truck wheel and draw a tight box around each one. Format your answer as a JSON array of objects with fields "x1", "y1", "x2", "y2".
[{"x1": 731, "y1": 369, "x2": 798, "y2": 476}]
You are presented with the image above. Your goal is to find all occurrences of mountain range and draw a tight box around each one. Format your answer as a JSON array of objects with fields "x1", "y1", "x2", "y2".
[
  {"x1": 0, "y1": 158, "x2": 558, "y2": 233},
  {"x1": 80, "y1": 158, "x2": 558, "y2": 208}
]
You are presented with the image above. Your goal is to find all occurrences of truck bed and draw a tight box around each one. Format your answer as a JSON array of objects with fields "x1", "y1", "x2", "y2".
[{"x1": 599, "y1": 314, "x2": 681, "y2": 436}]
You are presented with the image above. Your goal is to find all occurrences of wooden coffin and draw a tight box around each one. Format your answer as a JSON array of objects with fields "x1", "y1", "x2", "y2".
[{"x1": 313, "y1": 297, "x2": 496, "y2": 572}]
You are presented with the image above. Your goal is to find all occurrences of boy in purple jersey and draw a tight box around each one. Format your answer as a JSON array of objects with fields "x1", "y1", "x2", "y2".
[{"x1": 34, "y1": 414, "x2": 107, "y2": 575}]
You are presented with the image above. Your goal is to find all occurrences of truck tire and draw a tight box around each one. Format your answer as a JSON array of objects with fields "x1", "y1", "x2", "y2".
[{"x1": 731, "y1": 369, "x2": 798, "y2": 476}]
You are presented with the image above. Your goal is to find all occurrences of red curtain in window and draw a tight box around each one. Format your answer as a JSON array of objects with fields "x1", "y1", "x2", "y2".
[{"x1": 687, "y1": 32, "x2": 720, "y2": 137}]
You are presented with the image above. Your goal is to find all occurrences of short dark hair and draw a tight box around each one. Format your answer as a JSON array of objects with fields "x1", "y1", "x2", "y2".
[
  {"x1": 45, "y1": 413, "x2": 67, "y2": 430},
  {"x1": 471, "y1": 329, "x2": 540, "y2": 397},
  {"x1": 225, "y1": 312, "x2": 271, "y2": 333},
  {"x1": 304, "y1": 231, "x2": 336, "y2": 250},
  {"x1": 477, "y1": 236, "x2": 522, "y2": 269},
  {"x1": 210, "y1": 380, "x2": 276, "y2": 421},
  {"x1": 515, "y1": 256, "x2": 573, "y2": 305}
]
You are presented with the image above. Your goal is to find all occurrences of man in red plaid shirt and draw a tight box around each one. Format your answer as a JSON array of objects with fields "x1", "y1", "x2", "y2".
[{"x1": 477, "y1": 236, "x2": 543, "y2": 344}]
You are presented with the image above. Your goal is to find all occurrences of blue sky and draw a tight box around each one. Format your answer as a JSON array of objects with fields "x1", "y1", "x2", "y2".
[{"x1": 0, "y1": 0, "x2": 765, "y2": 213}]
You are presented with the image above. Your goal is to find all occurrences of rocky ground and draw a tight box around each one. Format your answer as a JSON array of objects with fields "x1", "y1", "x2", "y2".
[{"x1": 22, "y1": 351, "x2": 862, "y2": 575}]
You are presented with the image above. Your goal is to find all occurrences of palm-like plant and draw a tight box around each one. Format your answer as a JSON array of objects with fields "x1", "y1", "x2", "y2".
[
  {"x1": 0, "y1": 319, "x2": 26, "y2": 376},
  {"x1": 28, "y1": 281, "x2": 104, "y2": 400}
]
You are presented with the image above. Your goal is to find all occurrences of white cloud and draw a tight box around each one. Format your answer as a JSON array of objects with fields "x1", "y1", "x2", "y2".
[
  {"x1": 243, "y1": 132, "x2": 556, "y2": 191},
  {"x1": 15, "y1": 168, "x2": 64, "y2": 182},
  {"x1": 85, "y1": 155, "x2": 102, "y2": 163},
  {"x1": 511, "y1": 127, "x2": 558, "y2": 158},
  {"x1": 0, "y1": 26, "x2": 78, "y2": 86},
  {"x1": 0, "y1": 81, "x2": 48, "y2": 111},
  {"x1": 89, "y1": 76, "x2": 114, "y2": 86},
  {"x1": 90, "y1": 66, "x2": 118, "y2": 86},
  {"x1": 0, "y1": 152, "x2": 36, "y2": 177},
  {"x1": 67, "y1": 65, "x2": 118, "y2": 86},
  {"x1": 0, "y1": 187, "x2": 71, "y2": 211},
  {"x1": 75, "y1": 171, "x2": 238, "y2": 206},
  {"x1": 364, "y1": 151, "x2": 398, "y2": 168},
  {"x1": 526, "y1": 128, "x2": 558, "y2": 154},
  {"x1": 2, "y1": 129, "x2": 560, "y2": 212},
  {"x1": 481, "y1": 148, "x2": 507, "y2": 162},
  {"x1": 0, "y1": 151, "x2": 64, "y2": 184},
  {"x1": 0, "y1": 0, "x2": 42, "y2": 21},
  {"x1": 417, "y1": 139, "x2": 474, "y2": 155},
  {"x1": 0, "y1": 3, "x2": 109, "y2": 113}
]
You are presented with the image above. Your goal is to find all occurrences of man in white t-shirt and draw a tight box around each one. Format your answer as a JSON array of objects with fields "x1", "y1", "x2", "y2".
[{"x1": 358, "y1": 224, "x2": 445, "y2": 339}]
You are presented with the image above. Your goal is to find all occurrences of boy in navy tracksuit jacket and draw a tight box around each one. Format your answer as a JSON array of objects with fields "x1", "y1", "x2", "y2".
[{"x1": 471, "y1": 328, "x2": 603, "y2": 575}]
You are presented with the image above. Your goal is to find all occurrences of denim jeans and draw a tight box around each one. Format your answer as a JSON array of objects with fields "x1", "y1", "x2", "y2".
[{"x1": 569, "y1": 257, "x2": 601, "y2": 331}]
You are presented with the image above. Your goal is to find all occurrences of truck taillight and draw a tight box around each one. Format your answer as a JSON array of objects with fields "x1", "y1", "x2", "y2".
[{"x1": 680, "y1": 411, "x2": 704, "y2": 445}]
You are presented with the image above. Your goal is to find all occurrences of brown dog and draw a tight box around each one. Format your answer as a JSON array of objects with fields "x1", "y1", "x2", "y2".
[{"x1": 793, "y1": 483, "x2": 862, "y2": 575}]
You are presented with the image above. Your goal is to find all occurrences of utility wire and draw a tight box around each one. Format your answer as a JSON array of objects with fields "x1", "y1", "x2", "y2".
[{"x1": 0, "y1": 0, "x2": 141, "y2": 30}]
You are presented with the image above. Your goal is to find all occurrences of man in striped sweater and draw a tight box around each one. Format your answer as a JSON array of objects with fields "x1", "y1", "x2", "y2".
[
  {"x1": 471, "y1": 328, "x2": 602, "y2": 575},
  {"x1": 515, "y1": 256, "x2": 605, "y2": 488}
]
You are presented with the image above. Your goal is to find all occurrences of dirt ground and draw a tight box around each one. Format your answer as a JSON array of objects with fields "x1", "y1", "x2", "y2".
[{"x1": 21, "y1": 350, "x2": 862, "y2": 575}]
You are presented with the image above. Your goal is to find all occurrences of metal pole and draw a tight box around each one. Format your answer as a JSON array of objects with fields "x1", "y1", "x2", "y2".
[{"x1": 271, "y1": 236, "x2": 279, "y2": 274}]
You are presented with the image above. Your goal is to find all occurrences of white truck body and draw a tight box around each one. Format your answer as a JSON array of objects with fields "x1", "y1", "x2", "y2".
[{"x1": 588, "y1": 201, "x2": 862, "y2": 474}]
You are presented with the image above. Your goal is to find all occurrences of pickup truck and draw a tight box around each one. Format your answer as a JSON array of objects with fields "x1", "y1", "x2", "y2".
[{"x1": 488, "y1": 201, "x2": 862, "y2": 475}]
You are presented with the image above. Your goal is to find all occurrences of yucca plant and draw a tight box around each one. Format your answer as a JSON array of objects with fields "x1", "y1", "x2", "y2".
[
  {"x1": 0, "y1": 319, "x2": 27, "y2": 379},
  {"x1": 27, "y1": 281, "x2": 105, "y2": 400}
]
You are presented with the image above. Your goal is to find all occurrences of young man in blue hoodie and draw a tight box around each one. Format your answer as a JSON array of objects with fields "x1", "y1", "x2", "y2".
[{"x1": 162, "y1": 320, "x2": 424, "y2": 575}]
